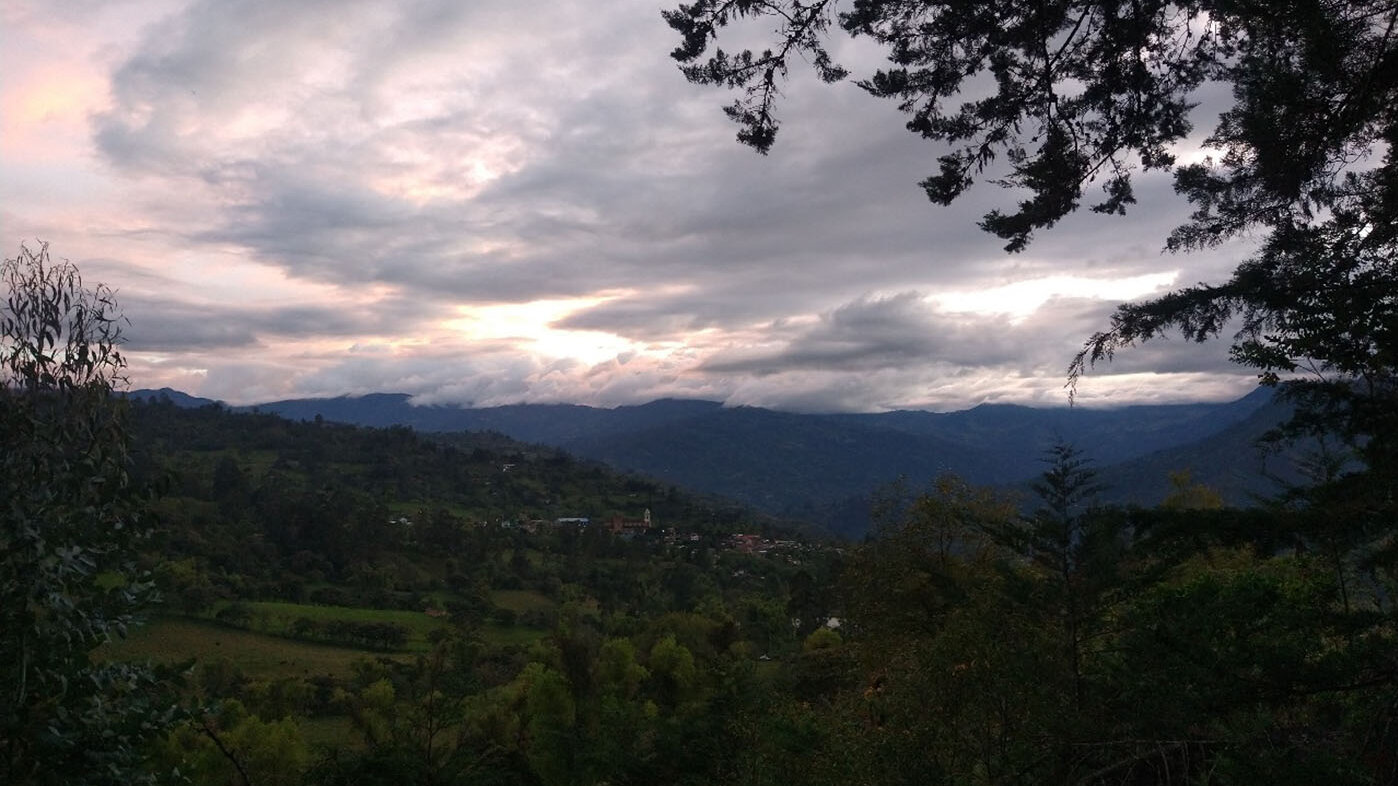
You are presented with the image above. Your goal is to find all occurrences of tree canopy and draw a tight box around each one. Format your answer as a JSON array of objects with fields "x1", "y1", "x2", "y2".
[{"x1": 664, "y1": 0, "x2": 1397, "y2": 491}]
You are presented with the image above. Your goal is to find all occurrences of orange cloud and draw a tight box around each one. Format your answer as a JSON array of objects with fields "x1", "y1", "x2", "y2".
[{"x1": 2, "y1": 63, "x2": 107, "y2": 159}]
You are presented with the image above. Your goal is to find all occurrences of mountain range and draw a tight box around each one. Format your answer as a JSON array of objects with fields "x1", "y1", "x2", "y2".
[{"x1": 128, "y1": 386, "x2": 1323, "y2": 537}]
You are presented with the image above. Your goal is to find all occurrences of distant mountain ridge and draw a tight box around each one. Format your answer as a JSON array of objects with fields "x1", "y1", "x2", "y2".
[
  {"x1": 1091, "y1": 397, "x2": 1305, "y2": 506},
  {"x1": 123, "y1": 387, "x2": 219, "y2": 409},
  {"x1": 127, "y1": 386, "x2": 1298, "y2": 536}
]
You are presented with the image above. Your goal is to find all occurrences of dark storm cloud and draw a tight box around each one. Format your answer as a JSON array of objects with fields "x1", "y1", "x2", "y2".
[
  {"x1": 699, "y1": 292, "x2": 1074, "y2": 376},
  {"x1": 123, "y1": 311, "x2": 260, "y2": 351},
  {"x1": 121, "y1": 291, "x2": 449, "y2": 352},
  {"x1": 698, "y1": 290, "x2": 1242, "y2": 382},
  {"x1": 551, "y1": 296, "x2": 724, "y2": 340}
]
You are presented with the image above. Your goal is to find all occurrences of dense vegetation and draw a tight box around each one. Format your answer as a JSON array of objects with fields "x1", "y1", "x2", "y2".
[
  {"x1": 642, "y1": 8, "x2": 1398, "y2": 776},
  {"x1": 105, "y1": 404, "x2": 1398, "y2": 785},
  {"x1": 106, "y1": 399, "x2": 849, "y2": 784}
]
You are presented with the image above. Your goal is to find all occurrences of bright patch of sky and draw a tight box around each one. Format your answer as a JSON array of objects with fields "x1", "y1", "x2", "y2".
[{"x1": 930, "y1": 273, "x2": 1180, "y2": 321}]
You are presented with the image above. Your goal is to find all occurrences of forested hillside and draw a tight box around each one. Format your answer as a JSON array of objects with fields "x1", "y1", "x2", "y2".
[
  {"x1": 99, "y1": 401, "x2": 1398, "y2": 785},
  {"x1": 90, "y1": 398, "x2": 853, "y2": 784},
  {"x1": 126, "y1": 396, "x2": 795, "y2": 608},
  {"x1": 165, "y1": 387, "x2": 1291, "y2": 536}
]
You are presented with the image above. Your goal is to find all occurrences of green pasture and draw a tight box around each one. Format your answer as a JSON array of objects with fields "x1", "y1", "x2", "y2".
[
  {"x1": 231, "y1": 600, "x2": 549, "y2": 649},
  {"x1": 98, "y1": 597, "x2": 551, "y2": 685},
  {"x1": 94, "y1": 617, "x2": 383, "y2": 680}
]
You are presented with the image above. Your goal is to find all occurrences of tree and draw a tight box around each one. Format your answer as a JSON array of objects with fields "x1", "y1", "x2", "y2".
[
  {"x1": 1160, "y1": 469, "x2": 1225, "y2": 511},
  {"x1": 523, "y1": 665, "x2": 578, "y2": 786},
  {"x1": 837, "y1": 476, "x2": 1083, "y2": 783},
  {"x1": 0, "y1": 242, "x2": 175, "y2": 784},
  {"x1": 1021, "y1": 443, "x2": 1109, "y2": 711},
  {"x1": 157, "y1": 701, "x2": 310, "y2": 786},
  {"x1": 845, "y1": 475, "x2": 1017, "y2": 646},
  {"x1": 1105, "y1": 549, "x2": 1392, "y2": 785},
  {"x1": 665, "y1": 0, "x2": 1397, "y2": 487}
]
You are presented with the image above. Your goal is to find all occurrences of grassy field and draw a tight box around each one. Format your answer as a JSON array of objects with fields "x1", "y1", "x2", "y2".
[
  {"x1": 491, "y1": 589, "x2": 555, "y2": 613},
  {"x1": 94, "y1": 617, "x2": 387, "y2": 680},
  {"x1": 99, "y1": 597, "x2": 552, "y2": 685}
]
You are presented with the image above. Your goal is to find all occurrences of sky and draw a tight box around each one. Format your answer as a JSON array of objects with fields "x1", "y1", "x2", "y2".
[{"x1": 0, "y1": 0, "x2": 1262, "y2": 412}]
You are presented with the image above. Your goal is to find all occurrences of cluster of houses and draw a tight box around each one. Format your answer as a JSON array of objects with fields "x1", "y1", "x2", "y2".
[
  {"x1": 724, "y1": 533, "x2": 802, "y2": 555},
  {"x1": 391, "y1": 511, "x2": 821, "y2": 558}
]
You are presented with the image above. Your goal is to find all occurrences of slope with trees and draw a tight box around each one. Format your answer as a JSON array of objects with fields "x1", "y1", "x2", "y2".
[{"x1": 233, "y1": 387, "x2": 1290, "y2": 535}]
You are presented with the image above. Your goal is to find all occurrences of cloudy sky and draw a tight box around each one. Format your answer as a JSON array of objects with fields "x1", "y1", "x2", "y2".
[{"x1": 1, "y1": 0, "x2": 1260, "y2": 412}]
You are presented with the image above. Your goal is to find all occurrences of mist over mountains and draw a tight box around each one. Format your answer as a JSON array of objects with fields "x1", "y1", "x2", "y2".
[{"x1": 131, "y1": 387, "x2": 1306, "y2": 537}]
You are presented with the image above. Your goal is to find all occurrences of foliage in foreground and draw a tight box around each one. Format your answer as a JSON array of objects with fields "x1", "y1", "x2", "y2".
[{"x1": 1, "y1": 243, "x2": 179, "y2": 785}]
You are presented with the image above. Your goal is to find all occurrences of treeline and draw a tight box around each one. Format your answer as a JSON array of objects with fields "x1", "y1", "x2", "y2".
[
  {"x1": 287, "y1": 618, "x2": 409, "y2": 651},
  {"x1": 211, "y1": 603, "x2": 412, "y2": 651}
]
